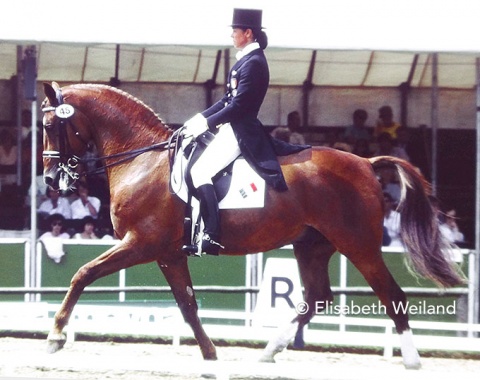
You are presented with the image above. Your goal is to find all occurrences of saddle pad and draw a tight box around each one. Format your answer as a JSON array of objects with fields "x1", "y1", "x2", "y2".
[
  {"x1": 218, "y1": 158, "x2": 265, "y2": 209},
  {"x1": 171, "y1": 151, "x2": 265, "y2": 209}
]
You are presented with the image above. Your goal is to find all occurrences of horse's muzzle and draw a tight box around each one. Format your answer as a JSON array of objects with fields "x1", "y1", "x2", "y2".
[{"x1": 43, "y1": 166, "x2": 62, "y2": 191}]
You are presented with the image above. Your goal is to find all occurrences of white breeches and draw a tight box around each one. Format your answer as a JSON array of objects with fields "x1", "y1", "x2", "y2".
[{"x1": 190, "y1": 123, "x2": 241, "y2": 189}]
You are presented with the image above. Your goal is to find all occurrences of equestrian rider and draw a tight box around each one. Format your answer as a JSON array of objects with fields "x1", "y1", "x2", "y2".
[{"x1": 182, "y1": 8, "x2": 309, "y2": 256}]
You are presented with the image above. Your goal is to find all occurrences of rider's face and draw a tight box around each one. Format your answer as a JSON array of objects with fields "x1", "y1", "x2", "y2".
[{"x1": 231, "y1": 28, "x2": 251, "y2": 49}]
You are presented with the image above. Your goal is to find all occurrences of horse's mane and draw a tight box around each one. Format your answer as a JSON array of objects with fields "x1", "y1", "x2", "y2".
[{"x1": 68, "y1": 83, "x2": 173, "y2": 133}]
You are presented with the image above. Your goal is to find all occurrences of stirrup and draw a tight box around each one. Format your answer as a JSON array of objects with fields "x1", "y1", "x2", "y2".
[
  {"x1": 182, "y1": 244, "x2": 202, "y2": 257},
  {"x1": 201, "y1": 234, "x2": 224, "y2": 256}
]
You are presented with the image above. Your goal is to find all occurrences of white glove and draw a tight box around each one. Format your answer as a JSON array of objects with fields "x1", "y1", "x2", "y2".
[{"x1": 183, "y1": 113, "x2": 208, "y2": 138}]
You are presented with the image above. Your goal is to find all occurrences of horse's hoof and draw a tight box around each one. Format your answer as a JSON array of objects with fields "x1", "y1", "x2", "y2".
[
  {"x1": 46, "y1": 335, "x2": 66, "y2": 354},
  {"x1": 404, "y1": 361, "x2": 422, "y2": 370},
  {"x1": 258, "y1": 355, "x2": 276, "y2": 363},
  {"x1": 203, "y1": 355, "x2": 217, "y2": 361}
]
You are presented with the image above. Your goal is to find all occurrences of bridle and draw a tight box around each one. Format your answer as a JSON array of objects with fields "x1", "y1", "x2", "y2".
[
  {"x1": 41, "y1": 88, "x2": 176, "y2": 185},
  {"x1": 42, "y1": 88, "x2": 89, "y2": 183}
]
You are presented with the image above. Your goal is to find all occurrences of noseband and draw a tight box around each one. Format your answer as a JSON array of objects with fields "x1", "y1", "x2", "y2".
[{"x1": 42, "y1": 88, "x2": 90, "y2": 185}]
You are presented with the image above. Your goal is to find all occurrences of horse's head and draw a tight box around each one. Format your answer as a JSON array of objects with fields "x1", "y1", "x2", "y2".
[{"x1": 42, "y1": 82, "x2": 93, "y2": 191}]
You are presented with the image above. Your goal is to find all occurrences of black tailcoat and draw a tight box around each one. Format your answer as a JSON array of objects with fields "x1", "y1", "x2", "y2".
[{"x1": 202, "y1": 48, "x2": 309, "y2": 191}]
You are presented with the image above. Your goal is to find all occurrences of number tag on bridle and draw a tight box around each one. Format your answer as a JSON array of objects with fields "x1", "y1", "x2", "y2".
[{"x1": 55, "y1": 104, "x2": 74, "y2": 119}]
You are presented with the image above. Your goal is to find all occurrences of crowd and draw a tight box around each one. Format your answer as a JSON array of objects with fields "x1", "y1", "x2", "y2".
[
  {"x1": 0, "y1": 114, "x2": 112, "y2": 264},
  {"x1": 270, "y1": 105, "x2": 467, "y2": 249}
]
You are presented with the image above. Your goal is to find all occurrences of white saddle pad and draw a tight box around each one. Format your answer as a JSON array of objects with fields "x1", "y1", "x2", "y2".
[{"x1": 170, "y1": 148, "x2": 265, "y2": 209}]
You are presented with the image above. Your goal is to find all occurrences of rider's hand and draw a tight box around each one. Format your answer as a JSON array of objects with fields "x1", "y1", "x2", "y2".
[{"x1": 183, "y1": 113, "x2": 208, "y2": 138}]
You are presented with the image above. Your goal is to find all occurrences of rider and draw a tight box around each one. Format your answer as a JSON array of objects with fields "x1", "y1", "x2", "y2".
[{"x1": 182, "y1": 8, "x2": 309, "y2": 256}]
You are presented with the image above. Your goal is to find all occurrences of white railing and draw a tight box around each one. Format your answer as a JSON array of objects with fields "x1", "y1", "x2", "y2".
[{"x1": 0, "y1": 302, "x2": 479, "y2": 355}]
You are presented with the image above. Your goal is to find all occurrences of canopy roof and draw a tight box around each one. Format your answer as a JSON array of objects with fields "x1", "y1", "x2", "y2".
[{"x1": 1, "y1": 0, "x2": 479, "y2": 88}]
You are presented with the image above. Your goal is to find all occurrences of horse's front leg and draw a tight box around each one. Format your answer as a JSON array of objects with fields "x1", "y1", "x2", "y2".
[
  {"x1": 46, "y1": 242, "x2": 138, "y2": 353},
  {"x1": 158, "y1": 254, "x2": 217, "y2": 360}
]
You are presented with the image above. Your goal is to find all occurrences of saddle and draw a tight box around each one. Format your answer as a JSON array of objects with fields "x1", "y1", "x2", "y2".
[{"x1": 170, "y1": 131, "x2": 265, "y2": 250}]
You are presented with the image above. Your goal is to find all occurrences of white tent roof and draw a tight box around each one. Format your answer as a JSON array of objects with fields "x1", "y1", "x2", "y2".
[{"x1": 1, "y1": 0, "x2": 480, "y2": 88}]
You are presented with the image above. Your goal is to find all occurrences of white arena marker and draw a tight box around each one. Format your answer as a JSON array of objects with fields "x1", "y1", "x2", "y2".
[{"x1": 253, "y1": 258, "x2": 304, "y2": 328}]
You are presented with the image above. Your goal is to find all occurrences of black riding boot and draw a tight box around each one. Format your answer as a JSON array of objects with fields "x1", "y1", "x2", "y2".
[{"x1": 197, "y1": 184, "x2": 223, "y2": 255}]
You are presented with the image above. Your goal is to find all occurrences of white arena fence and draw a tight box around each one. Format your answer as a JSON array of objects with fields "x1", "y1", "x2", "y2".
[{"x1": 0, "y1": 237, "x2": 479, "y2": 355}]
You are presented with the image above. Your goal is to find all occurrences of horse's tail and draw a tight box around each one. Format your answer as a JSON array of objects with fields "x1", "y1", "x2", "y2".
[{"x1": 369, "y1": 156, "x2": 465, "y2": 288}]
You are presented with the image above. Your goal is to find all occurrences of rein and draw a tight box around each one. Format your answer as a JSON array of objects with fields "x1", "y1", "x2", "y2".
[
  {"x1": 42, "y1": 88, "x2": 176, "y2": 181},
  {"x1": 82, "y1": 140, "x2": 172, "y2": 176}
]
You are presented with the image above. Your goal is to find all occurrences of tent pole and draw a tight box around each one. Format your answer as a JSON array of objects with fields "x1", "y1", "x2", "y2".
[
  {"x1": 430, "y1": 53, "x2": 439, "y2": 195},
  {"x1": 473, "y1": 57, "x2": 480, "y2": 327},
  {"x1": 29, "y1": 100, "x2": 38, "y2": 302},
  {"x1": 302, "y1": 50, "x2": 316, "y2": 127},
  {"x1": 15, "y1": 46, "x2": 23, "y2": 186}
]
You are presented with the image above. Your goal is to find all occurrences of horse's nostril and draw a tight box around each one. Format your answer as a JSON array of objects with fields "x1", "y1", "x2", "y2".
[{"x1": 44, "y1": 175, "x2": 55, "y2": 187}]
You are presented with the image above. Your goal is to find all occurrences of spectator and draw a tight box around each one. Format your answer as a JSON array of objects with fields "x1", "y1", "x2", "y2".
[
  {"x1": 383, "y1": 192, "x2": 403, "y2": 248},
  {"x1": 377, "y1": 166, "x2": 401, "y2": 205},
  {"x1": 343, "y1": 109, "x2": 371, "y2": 146},
  {"x1": 20, "y1": 109, "x2": 38, "y2": 140},
  {"x1": 72, "y1": 216, "x2": 99, "y2": 240},
  {"x1": 38, "y1": 187, "x2": 72, "y2": 222},
  {"x1": 26, "y1": 174, "x2": 49, "y2": 210},
  {"x1": 373, "y1": 132, "x2": 409, "y2": 161},
  {"x1": 352, "y1": 138, "x2": 373, "y2": 158},
  {"x1": 439, "y1": 209, "x2": 465, "y2": 245},
  {"x1": 70, "y1": 181, "x2": 101, "y2": 220},
  {"x1": 374, "y1": 105, "x2": 401, "y2": 140},
  {"x1": 39, "y1": 214, "x2": 70, "y2": 263},
  {"x1": 21, "y1": 127, "x2": 44, "y2": 190},
  {"x1": 0, "y1": 129, "x2": 18, "y2": 185},
  {"x1": 271, "y1": 111, "x2": 306, "y2": 145}
]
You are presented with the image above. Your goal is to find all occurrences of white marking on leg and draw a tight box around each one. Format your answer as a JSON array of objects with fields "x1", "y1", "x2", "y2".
[
  {"x1": 400, "y1": 329, "x2": 421, "y2": 369},
  {"x1": 259, "y1": 321, "x2": 299, "y2": 362}
]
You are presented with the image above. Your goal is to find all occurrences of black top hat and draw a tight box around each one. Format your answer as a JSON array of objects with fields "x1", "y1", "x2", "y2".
[{"x1": 231, "y1": 8, "x2": 264, "y2": 30}]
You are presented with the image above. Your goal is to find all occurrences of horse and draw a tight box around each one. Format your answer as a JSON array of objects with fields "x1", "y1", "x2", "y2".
[{"x1": 41, "y1": 82, "x2": 463, "y2": 369}]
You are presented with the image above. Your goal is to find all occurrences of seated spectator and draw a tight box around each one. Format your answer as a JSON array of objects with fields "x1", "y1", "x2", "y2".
[
  {"x1": 39, "y1": 214, "x2": 70, "y2": 263},
  {"x1": 352, "y1": 138, "x2": 373, "y2": 158},
  {"x1": 395, "y1": 126, "x2": 410, "y2": 150},
  {"x1": 38, "y1": 187, "x2": 72, "y2": 228},
  {"x1": 374, "y1": 105, "x2": 401, "y2": 140},
  {"x1": 439, "y1": 209, "x2": 465, "y2": 245},
  {"x1": 271, "y1": 111, "x2": 306, "y2": 145},
  {"x1": 343, "y1": 109, "x2": 372, "y2": 146},
  {"x1": 71, "y1": 181, "x2": 101, "y2": 220},
  {"x1": 72, "y1": 216, "x2": 99, "y2": 240},
  {"x1": 373, "y1": 132, "x2": 409, "y2": 161},
  {"x1": 377, "y1": 166, "x2": 401, "y2": 205},
  {"x1": 0, "y1": 129, "x2": 18, "y2": 185},
  {"x1": 383, "y1": 192, "x2": 403, "y2": 248}
]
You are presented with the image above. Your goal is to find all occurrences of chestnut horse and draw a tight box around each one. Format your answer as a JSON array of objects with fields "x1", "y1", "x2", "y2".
[{"x1": 41, "y1": 82, "x2": 462, "y2": 369}]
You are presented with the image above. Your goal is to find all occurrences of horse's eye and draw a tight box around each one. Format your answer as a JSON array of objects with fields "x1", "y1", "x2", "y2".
[{"x1": 43, "y1": 115, "x2": 55, "y2": 130}]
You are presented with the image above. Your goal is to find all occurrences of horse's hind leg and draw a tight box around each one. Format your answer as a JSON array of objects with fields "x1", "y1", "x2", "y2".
[
  {"x1": 46, "y1": 241, "x2": 142, "y2": 353},
  {"x1": 347, "y1": 251, "x2": 421, "y2": 369},
  {"x1": 157, "y1": 255, "x2": 217, "y2": 360},
  {"x1": 260, "y1": 230, "x2": 336, "y2": 362}
]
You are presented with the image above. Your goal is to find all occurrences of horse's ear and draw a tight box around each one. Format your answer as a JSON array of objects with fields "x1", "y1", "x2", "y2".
[
  {"x1": 52, "y1": 81, "x2": 60, "y2": 91},
  {"x1": 43, "y1": 82, "x2": 57, "y2": 104}
]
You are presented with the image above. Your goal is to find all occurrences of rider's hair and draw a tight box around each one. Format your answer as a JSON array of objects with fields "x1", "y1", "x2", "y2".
[
  {"x1": 253, "y1": 29, "x2": 268, "y2": 50},
  {"x1": 241, "y1": 27, "x2": 268, "y2": 50}
]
